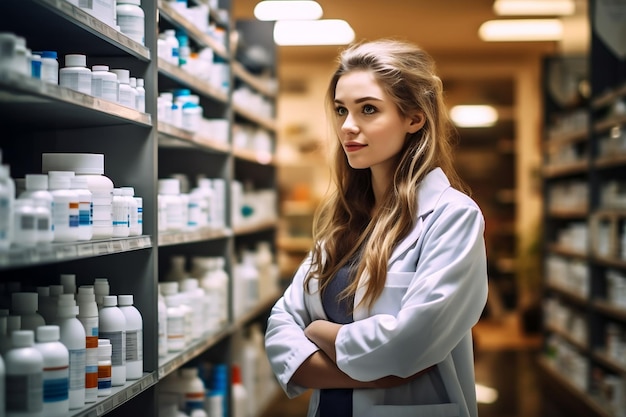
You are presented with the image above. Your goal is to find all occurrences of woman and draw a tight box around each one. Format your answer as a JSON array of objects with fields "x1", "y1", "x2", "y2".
[{"x1": 265, "y1": 39, "x2": 488, "y2": 417}]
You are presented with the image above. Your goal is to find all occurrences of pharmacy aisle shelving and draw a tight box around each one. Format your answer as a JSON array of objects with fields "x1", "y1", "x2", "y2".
[{"x1": 0, "y1": 0, "x2": 280, "y2": 415}]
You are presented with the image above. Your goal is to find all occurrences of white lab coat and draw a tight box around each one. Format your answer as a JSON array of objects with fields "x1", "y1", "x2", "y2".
[{"x1": 265, "y1": 168, "x2": 488, "y2": 417}]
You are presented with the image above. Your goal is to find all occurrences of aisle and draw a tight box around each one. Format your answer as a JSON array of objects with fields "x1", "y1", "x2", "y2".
[{"x1": 260, "y1": 312, "x2": 568, "y2": 417}]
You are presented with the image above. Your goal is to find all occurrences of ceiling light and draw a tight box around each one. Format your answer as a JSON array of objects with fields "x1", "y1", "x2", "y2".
[
  {"x1": 479, "y1": 19, "x2": 564, "y2": 41},
  {"x1": 450, "y1": 105, "x2": 498, "y2": 128},
  {"x1": 493, "y1": 0, "x2": 575, "y2": 16},
  {"x1": 273, "y1": 19, "x2": 355, "y2": 46},
  {"x1": 254, "y1": 1, "x2": 323, "y2": 21}
]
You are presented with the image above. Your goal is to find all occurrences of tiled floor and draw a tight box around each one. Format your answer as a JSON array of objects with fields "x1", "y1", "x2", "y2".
[{"x1": 260, "y1": 312, "x2": 570, "y2": 417}]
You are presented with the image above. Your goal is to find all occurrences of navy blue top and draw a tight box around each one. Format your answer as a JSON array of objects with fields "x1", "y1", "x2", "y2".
[{"x1": 319, "y1": 262, "x2": 355, "y2": 417}]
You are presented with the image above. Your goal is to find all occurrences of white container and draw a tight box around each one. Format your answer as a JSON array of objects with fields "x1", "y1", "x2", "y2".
[
  {"x1": 180, "y1": 367, "x2": 205, "y2": 415},
  {"x1": 5, "y1": 330, "x2": 44, "y2": 417},
  {"x1": 98, "y1": 295, "x2": 126, "y2": 386},
  {"x1": 159, "y1": 283, "x2": 184, "y2": 353},
  {"x1": 160, "y1": 29, "x2": 179, "y2": 65},
  {"x1": 231, "y1": 364, "x2": 249, "y2": 417},
  {"x1": 42, "y1": 153, "x2": 114, "y2": 239},
  {"x1": 0, "y1": 315, "x2": 21, "y2": 356},
  {"x1": 39, "y1": 51, "x2": 59, "y2": 85},
  {"x1": 55, "y1": 294, "x2": 86, "y2": 410},
  {"x1": 12, "y1": 198, "x2": 37, "y2": 248},
  {"x1": 91, "y1": 65, "x2": 119, "y2": 102},
  {"x1": 59, "y1": 54, "x2": 92, "y2": 95},
  {"x1": 134, "y1": 196, "x2": 143, "y2": 235},
  {"x1": 97, "y1": 339, "x2": 112, "y2": 396},
  {"x1": 180, "y1": 278, "x2": 205, "y2": 340},
  {"x1": 117, "y1": 294, "x2": 143, "y2": 380},
  {"x1": 19, "y1": 174, "x2": 54, "y2": 244},
  {"x1": 48, "y1": 171, "x2": 79, "y2": 243},
  {"x1": 93, "y1": 278, "x2": 110, "y2": 307},
  {"x1": 0, "y1": 164, "x2": 15, "y2": 250},
  {"x1": 116, "y1": 0, "x2": 145, "y2": 45},
  {"x1": 112, "y1": 188, "x2": 130, "y2": 237},
  {"x1": 76, "y1": 286, "x2": 99, "y2": 403},
  {"x1": 158, "y1": 291, "x2": 168, "y2": 358},
  {"x1": 120, "y1": 187, "x2": 139, "y2": 236},
  {"x1": 34, "y1": 325, "x2": 70, "y2": 417},
  {"x1": 71, "y1": 176, "x2": 93, "y2": 241},
  {"x1": 59, "y1": 273, "x2": 76, "y2": 296},
  {"x1": 158, "y1": 178, "x2": 185, "y2": 231},
  {"x1": 11, "y1": 292, "x2": 45, "y2": 331},
  {"x1": 110, "y1": 69, "x2": 135, "y2": 109},
  {"x1": 135, "y1": 78, "x2": 145, "y2": 112},
  {"x1": 30, "y1": 53, "x2": 41, "y2": 79}
]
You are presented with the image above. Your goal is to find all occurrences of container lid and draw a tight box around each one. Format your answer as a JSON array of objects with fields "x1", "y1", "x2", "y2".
[
  {"x1": 41, "y1": 51, "x2": 57, "y2": 59},
  {"x1": 42, "y1": 153, "x2": 105, "y2": 175},
  {"x1": 110, "y1": 69, "x2": 130, "y2": 84},
  {"x1": 102, "y1": 295, "x2": 118, "y2": 307},
  {"x1": 12, "y1": 330, "x2": 35, "y2": 348},
  {"x1": 11, "y1": 292, "x2": 38, "y2": 313},
  {"x1": 49, "y1": 285, "x2": 64, "y2": 296},
  {"x1": 158, "y1": 178, "x2": 180, "y2": 195},
  {"x1": 159, "y1": 281, "x2": 178, "y2": 295},
  {"x1": 92, "y1": 65, "x2": 110, "y2": 72},
  {"x1": 65, "y1": 54, "x2": 87, "y2": 68},
  {"x1": 98, "y1": 338, "x2": 112, "y2": 357},
  {"x1": 117, "y1": 0, "x2": 141, "y2": 5},
  {"x1": 60, "y1": 274, "x2": 76, "y2": 294},
  {"x1": 56, "y1": 293, "x2": 79, "y2": 318},
  {"x1": 117, "y1": 294, "x2": 133, "y2": 306},
  {"x1": 36, "y1": 325, "x2": 60, "y2": 342},
  {"x1": 120, "y1": 186, "x2": 135, "y2": 196},
  {"x1": 48, "y1": 174, "x2": 72, "y2": 190},
  {"x1": 137, "y1": 78, "x2": 144, "y2": 87},
  {"x1": 25, "y1": 174, "x2": 48, "y2": 190}
]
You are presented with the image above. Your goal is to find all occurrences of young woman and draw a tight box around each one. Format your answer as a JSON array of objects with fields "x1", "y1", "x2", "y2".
[{"x1": 265, "y1": 39, "x2": 488, "y2": 417}]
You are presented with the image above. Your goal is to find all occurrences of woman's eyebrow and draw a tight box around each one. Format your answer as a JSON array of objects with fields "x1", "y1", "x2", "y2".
[{"x1": 334, "y1": 96, "x2": 383, "y2": 104}]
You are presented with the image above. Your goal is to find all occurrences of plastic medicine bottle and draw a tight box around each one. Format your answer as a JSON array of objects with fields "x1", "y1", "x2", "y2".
[
  {"x1": 59, "y1": 54, "x2": 92, "y2": 95},
  {"x1": 135, "y1": 78, "x2": 145, "y2": 112},
  {"x1": 0, "y1": 164, "x2": 16, "y2": 250},
  {"x1": 91, "y1": 65, "x2": 119, "y2": 102},
  {"x1": 48, "y1": 171, "x2": 79, "y2": 243},
  {"x1": 12, "y1": 198, "x2": 37, "y2": 248},
  {"x1": 110, "y1": 69, "x2": 135, "y2": 109},
  {"x1": 71, "y1": 176, "x2": 93, "y2": 241},
  {"x1": 120, "y1": 187, "x2": 139, "y2": 236},
  {"x1": 117, "y1": 294, "x2": 143, "y2": 380},
  {"x1": 76, "y1": 285, "x2": 99, "y2": 403},
  {"x1": 18, "y1": 174, "x2": 54, "y2": 244},
  {"x1": 39, "y1": 51, "x2": 59, "y2": 85},
  {"x1": 34, "y1": 325, "x2": 70, "y2": 417},
  {"x1": 55, "y1": 294, "x2": 86, "y2": 410},
  {"x1": 116, "y1": 0, "x2": 145, "y2": 45},
  {"x1": 112, "y1": 188, "x2": 130, "y2": 237},
  {"x1": 42, "y1": 153, "x2": 114, "y2": 240},
  {"x1": 180, "y1": 367, "x2": 205, "y2": 415},
  {"x1": 97, "y1": 339, "x2": 112, "y2": 396},
  {"x1": 5, "y1": 330, "x2": 44, "y2": 417},
  {"x1": 98, "y1": 295, "x2": 126, "y2": 386}
]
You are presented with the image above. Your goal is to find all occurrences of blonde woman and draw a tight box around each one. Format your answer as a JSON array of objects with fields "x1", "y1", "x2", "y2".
[{"x1": 265, "y1": 39, "x2": 488, "y2": 417}]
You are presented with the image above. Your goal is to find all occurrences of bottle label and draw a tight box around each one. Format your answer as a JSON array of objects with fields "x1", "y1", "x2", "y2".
[
  {"x1": 100, "y1": 330, "x2": 126, "y2": 366},
  {"x1": 69, "y1": 348, "x2": 87, "y2": 393},
  {"x1": 42, "y1": 367, "x2": 70, "y2": 403},
  {"x1": 125, "y1": 329, "x2": 143, "y2": 361},
  {"x1": 6, "y1": 373, "x2": 44, "y2": 412},
  {"x1": 97, "y1": 363, "x2": 112, "y2": 390}
]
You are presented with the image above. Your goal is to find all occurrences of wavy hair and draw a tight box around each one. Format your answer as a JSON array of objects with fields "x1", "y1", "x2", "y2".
[{"x1": 304, "y1": 39, "x2": 468, "y2": 311}]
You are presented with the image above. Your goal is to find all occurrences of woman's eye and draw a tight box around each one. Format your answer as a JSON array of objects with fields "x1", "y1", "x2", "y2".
[
  {"x1": 336, "y1": 106, "x2": 347, "y2": 116},
  {"x1": 363, "y1": 104, "x2": 376, "y2": 114}
]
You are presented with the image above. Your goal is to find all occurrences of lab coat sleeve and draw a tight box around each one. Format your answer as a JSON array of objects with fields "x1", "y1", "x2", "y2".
[
  {"x1": 335, "y1": 199, "x2": 488, "y2": 381},
  {"x1": 265, "y1": 255, "x2": 321, "y2": 398}
]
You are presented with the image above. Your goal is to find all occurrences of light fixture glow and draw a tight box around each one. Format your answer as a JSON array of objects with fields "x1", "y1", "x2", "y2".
[
  {"x1": 273, "y1": 19, "x2": 355, "y2": 46},
  {"x1": 493, "y1": 0, "x2": 575, "y2": 16},
  {"x1": 254, "y1": 0, "x2": 323, "y2": 21},
  {"x1": 475, "y1": 383, "x2": 499, "y2": 404},
  {"x1": 450, "y1": 105, "x2": 498, "y2": 128},
  {"x1": 479, "y1": 19, "x2": 564, "y2": 41}
]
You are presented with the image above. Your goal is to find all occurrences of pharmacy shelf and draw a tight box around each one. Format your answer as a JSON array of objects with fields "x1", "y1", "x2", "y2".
[
  {"x1": 1, "y1": 0, "x2": 150, "y2": 61},
  {"x1": 0, "y1": 70, "x2": 152, "y2": 128},
  {"x1": 71, "y1": 373, "x2": 158, "y2": 417},
  {"x1": 157, "y1": 228, "x2": 231, "y2": 247},
  {"x1": 158, "y1": 121, "x2": 231, "y2": 154},
  {"x1": 233, "y1": 146, "x2": 275, "y2": 165},
  {"x1": 545, "y1": 283, "x2": 588, "y2": 306},
  {"x1": 0, "y1": 236, "x2": 152, "y2": 270},
  {"x1": 158, "y1": 58, "x2": 229, "y2": 104},
  {"x1": 233, "y1": 104, "x2": 277, "y2": 131},
  {"x1": 233, "y1": 221, "x2": 278, "y2": 237},
  {"x1": 232, "y1": 61, "x2": 277, "y2": 98},
  {"x1": 542, "y1": 161, "x2": 589, "y2": 178},
  {"x1": 593, "y1": 299, "x2": 626, "y2": 321}
]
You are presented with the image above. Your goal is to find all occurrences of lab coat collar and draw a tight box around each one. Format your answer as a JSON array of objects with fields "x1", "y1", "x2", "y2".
[{"x1": 387, "y1": 167, "x2": 450, "y2": 264}]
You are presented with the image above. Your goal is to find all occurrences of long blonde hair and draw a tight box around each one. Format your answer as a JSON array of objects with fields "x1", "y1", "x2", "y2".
[{"x1": 305, "y1": 39, "x2": 467, "y2": 311}]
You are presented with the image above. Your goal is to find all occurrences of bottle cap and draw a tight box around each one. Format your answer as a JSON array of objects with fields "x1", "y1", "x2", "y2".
[
  {"x1": 158, "y1": 178, "x2": 180, "y2": 195},
  {"x1": 36, "y1": 325, "x2": 60, "y2": 342},
  {"x1": 102, "y1": 295, "x2": 118, "y2": 307},
  {"x1": 60, "y1": 273, "x2": 76, "y2": 294},
  {"x1": 117, "y1": 294, "x2": 133, "y2": 306},
  {"x1": 98, "y1": 338, "x2": 112, "y2": 358},
  {"x1": 49, "y1": 284, "x2": 64, "y2": 296},
  {"x1": 110, "y1": 69, "x2": 130, "y2": 84},
  {"x1": 41, "y1": 51, "x2": 58, "y2": 59},
  {"x1": 57, "y1": 293, "x2": 79, "y2": 318},
  {"x1": 64, "y1": 54, "x2": 87, "y2": 68},
  {"x1": 11, "y1": 292, "x2": 38, "y2": 314},
  {"x1": 25, "y1": 174, "x2": 48, "y2": 190},
  {"x1": 120, "y1": 186, "x2": 135, "y2": 196},
  {"x1": 92, "y1": 65, "x2": 110, "y2": 71},
  {"x1": 12, "y1": 330, "x2": 35, "y2": 348}
]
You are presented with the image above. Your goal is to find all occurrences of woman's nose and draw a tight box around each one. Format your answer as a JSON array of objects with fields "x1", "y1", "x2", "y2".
[{"x1": 341, "y1": 114, "x2": 358, "y2": 134}]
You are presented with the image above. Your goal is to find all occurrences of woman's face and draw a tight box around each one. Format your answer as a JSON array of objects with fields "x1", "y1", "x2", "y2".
[{"x1": 334, "y1": 70, "x2": 420, "y2": 178}]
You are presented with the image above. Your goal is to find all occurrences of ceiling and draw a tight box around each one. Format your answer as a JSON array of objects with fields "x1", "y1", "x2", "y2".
[{"x1": 231, "y1": 0, "x2": 585, "y2": 66}]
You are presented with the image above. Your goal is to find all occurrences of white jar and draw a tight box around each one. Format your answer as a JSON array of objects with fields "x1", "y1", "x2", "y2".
[
  {"x1": 157, "y1": 292, "x2": 168, "y2": 358},
  {"x1": 30, "y1": 52, "x2": 42, "y2": 79},
  {"x1": 98, "y1": 296, "x2": 126, "y2": 387},
  {"x1": 112, "y1": 188, "x2": 130, "y2": 238},
  {"x1": 134, "y1": 195, "x2": 143, "y2": 235},
  {"x1": 75, "y1": 286, "x2": 99, "y2": 403},
  {"x1": 180, "y1": 367, "x2": 206, "y2": 415},
  {"x1": 5, "y1": 330, "x2": 44, "y2": 417},
  {"x1": 48, "y1": 171, "x2": 79, "y2": 243},
  {"x1": 34, "y1": 325, "x2": 70, "y2": 417},
  {"x1": 163, "y1": 292, "x2": 185, "y2": 353},
  {"x1": 97, "y1": 339, "x2": 112, "y2": 396},
  {"x1": 161, "y1": 29, "x2": 179, "y2": 65},
  {"x1": 158, "y1": 178, "x2": 185, "y2": 231},
  {"x1": 55, "y1": 294, "x2": 86, "y2": 410},
  {"x1": 110, "y1": 69, "x2": 135, "y2": 109},
  {"x1": 117, "y1": 294, "x2": 143, "y2": 380},
  {"x1": 116, "y1": 0, "x2": 145, "y2": 45},
  {"x1": 71, "y1": 176, "x2": 93, "y2": 241},
  {"x1": 91, "y1": 65, "x2": 119, "y2": 102},
  {"x1": 60, "y1": 54, "x2": 92, "y2": 95},
  {"x1": 135, "y1": 78, "x2": 145, "y2": 112},
  {"x1": 40, "y1": 51, "x2": 59, "y2": 84},
  {"x1": 19, "y1": 174, "x2": 54, "y2": 244},
  {"x1": 12, "y1": 198, "x2": 37, "y2": 248},
  {"x1": 42, "y1": 153, "x2": 114, "y2": 240},
  {"x1": 120, "y1": 187, "x2": 139, "y2": 236},
  {"x1": 93, "y1": 277, "x2": 110, "y2": 307}
]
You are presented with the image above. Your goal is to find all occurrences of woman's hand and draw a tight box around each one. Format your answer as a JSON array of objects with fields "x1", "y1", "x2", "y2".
[{"x1": 304, "y1": 320, "x2": 342, "y2": 362}]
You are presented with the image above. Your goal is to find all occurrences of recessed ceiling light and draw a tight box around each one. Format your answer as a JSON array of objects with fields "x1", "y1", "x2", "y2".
[
  {"x1": 450, "y1": 105, "x2": 498, "y2": 128},
  {"x1": 493, "y1": 0, "x2": 575, "y2": 16},
  {"x1": 254, "y1": 0, "x2": 323, "y2": 21},
  {"x1": 479, "y1": 19, "x2": 564, "y2": 42},
  {"x1": 273, "y1": 19, "x2": 355, "y2": 46}
]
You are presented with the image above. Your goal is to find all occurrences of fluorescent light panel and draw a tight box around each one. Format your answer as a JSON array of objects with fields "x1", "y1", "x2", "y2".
[
  {"x1": 254, "y1": 0, "x2": 323, "y2": 21},
  {"x1": 493, "y1": 0, "x2": 575, "y2": 16},
  {"x1": 450, "y1": 105, "x2": 498, "y2": 128},
  {"x1": 479, "y1": 19, "x2": 563, "y2": 41},
  {"x1": 273, "y1": 19, "x2": 355, "y2": 46}
]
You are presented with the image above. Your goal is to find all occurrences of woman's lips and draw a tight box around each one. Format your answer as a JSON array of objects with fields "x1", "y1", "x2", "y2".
[{"x1": 345, "y1": 143, "x2": 366, "y2": 152}]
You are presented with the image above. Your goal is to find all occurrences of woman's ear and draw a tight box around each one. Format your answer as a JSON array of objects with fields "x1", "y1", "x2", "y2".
[{"x1": 407, "y1": 111, "x2": 426, "y2": 134}]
